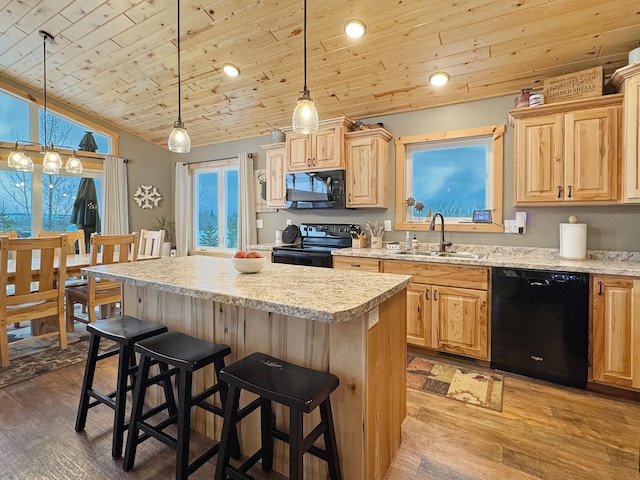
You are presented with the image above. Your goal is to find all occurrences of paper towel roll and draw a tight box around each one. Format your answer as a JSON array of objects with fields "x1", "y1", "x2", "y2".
[{"x1": 559, "y1": 223, "x2": 587, "y2": 260}]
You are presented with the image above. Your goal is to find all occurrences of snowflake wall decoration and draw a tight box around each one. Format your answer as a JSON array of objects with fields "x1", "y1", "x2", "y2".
[{"x1": 134, "y1": 185, "x2": 162, "y2": 209}]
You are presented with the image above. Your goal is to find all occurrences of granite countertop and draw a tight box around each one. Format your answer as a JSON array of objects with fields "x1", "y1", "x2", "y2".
[
  {"x1": 82, "y1": 256, "x2": 411, "y2": 323},
  {"x1": 333, "y1": 244, "x2": 640, "y2": 276}
]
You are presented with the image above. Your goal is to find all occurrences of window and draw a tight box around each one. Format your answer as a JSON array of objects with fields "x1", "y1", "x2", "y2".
[
  {"x1": 192, "y1": 162, "x2": 239, "y2": 252},
  {"x1": 395, "y1": 125, "x2": 505, "y2": 232},
  {"x1": 0, "y1": 164, "x2": 101, "y2": 238}
]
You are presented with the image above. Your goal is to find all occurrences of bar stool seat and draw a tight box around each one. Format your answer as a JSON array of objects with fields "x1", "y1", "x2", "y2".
[
  {"x1": 123, "y1": 331, "x2": 239, "y2": 480},
  {"x1": 75, "y1": 315, "x2": 169, "y2": 458},
  {"x1": 214, "y1": 352, "x2": 342, "y2": 480}
]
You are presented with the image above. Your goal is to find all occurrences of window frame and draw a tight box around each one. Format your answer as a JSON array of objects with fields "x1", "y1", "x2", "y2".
[
  {"x1": 394, "y1": 125, "x2": 505, "y2": 232},
  {"x1": 189, "y1": 159, "x2": 239, "y2": 255}
]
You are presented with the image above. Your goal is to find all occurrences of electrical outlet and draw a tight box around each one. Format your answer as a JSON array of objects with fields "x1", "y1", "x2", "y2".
[
  {"x1": 515, "y1": 212, "x2": 527, "y2": 234},
  {"x1": 286, "y1": 219, "x2": 292, "y2": 226},
  {"x1": 256, "y1": 219, "x2": 263, "y2": 228},
  {"x1": 384, "y1": 220, "x2": 392, "y2": 231},
  {"x1": 504, "y1": 219, "x2": 518, "y2": 234}
]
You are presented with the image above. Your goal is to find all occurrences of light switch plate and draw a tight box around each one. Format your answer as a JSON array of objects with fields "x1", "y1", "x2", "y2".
[
  {"x1": 256, "y1": 219, "x2": 263, "y2": 228},
  {"x1": 286, "y1": 219, "x2": 292, "y2": 226},
  {"x1": 504, "y1": 219, "x2": 518, "y2": 234},
  {"x1": 384, "y1": 220, "x2": 392, "y2": 231}
]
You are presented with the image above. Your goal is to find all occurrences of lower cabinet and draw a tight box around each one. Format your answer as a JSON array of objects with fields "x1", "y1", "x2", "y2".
[
  {"x1": 383, "y1": 260, "x2": 490, "y2": 360},
  {"x1": 591, "y1": 275, "x2": 640, "y2": 389}
]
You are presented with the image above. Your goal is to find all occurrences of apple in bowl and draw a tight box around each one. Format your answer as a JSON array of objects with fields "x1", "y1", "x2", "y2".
[{"x1": 232, "y1": 250, "x2": 267, "y2": 273}]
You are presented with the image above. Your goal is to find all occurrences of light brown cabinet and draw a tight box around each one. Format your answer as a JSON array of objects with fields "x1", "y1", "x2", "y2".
[
  {"x1": 610, "y1": 63, "x2": 640, "y2": 202},
  {"x1": 285, "y1": 118, "x2": 350, "y2": 172},
  {"x1": 344, "y1": 128, "x2": 392, "y2": 208},
  {"x1": 261, "y1": 143, "x2": 286, "y2": 208},
  {"x1": 591, "y1": 275, "x2": 640, "y2": 389},
  {"x1": 383, "y1": 260, "x2": 489, "y2": 360},
  {"x1": 332, "y1": 256, "x2": 380, "y2": 272},
  {"x1": 510, "y1": 95, "x2": 622, "y2": 205}
]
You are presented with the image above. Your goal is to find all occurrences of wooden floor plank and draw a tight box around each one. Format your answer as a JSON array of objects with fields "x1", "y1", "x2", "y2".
[{"x1": 0, "y1": 354, "x2": 639, "y2": 479}]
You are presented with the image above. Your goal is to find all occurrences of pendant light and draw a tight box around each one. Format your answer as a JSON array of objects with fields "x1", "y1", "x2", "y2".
[
  {"x1": 292, "y1": 0, "x2": 319, "y2": 134},
  {"x1": 168, "y1": 0, "x2": 191, "y2": 153}
]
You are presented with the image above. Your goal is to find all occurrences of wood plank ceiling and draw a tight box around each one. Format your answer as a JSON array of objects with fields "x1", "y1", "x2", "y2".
[{"x1": 1, "y1": 0, "x2": 639, "y2": 149}]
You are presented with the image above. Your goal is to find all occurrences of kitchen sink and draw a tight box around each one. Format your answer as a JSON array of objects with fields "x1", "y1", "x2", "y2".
[{"x1": 398, "y1": 251, "x2": 487, "y2": 260}]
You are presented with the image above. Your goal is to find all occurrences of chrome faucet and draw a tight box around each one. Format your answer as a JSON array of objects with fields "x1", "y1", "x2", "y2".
[{"x1": 429, "y1": 212, "x2": 452, "y2": 252}]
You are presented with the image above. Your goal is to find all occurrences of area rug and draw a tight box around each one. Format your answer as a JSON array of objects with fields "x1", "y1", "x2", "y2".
[{"x1": 407, "y1": 355, "x2": 504, "y2": 412}]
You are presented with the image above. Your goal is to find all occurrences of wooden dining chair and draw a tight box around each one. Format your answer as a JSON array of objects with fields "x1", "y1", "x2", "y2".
[
  {"x1": 0, "y1": 236, "x2": 68, "y2": 367},
  {"x1": 38, "y1": 230, "x2": 86, "y2": 254},
  {"x1": 138, "y1": 229, "x2": 165, "y2": 257},
  {"x1": 65, "y1": 233, "x2": 139, "y2": 328}
]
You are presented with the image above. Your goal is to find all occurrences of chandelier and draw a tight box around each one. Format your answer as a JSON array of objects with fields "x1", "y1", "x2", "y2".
[{"x1": 8, "y1": 30, "x2": 83, "y2": 175}]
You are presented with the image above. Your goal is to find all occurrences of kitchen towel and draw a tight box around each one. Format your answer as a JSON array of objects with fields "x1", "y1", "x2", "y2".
[{"x1": 559, "y1": 223, "x2": 587, "y2": 260}]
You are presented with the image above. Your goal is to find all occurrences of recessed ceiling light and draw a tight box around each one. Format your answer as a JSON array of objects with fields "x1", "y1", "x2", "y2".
[
  {"x1": 222, "y1": 64, "x2": 240, "y2": 77},
  {"x1": 429, "y1": 71, "x2": 450, "y2": 86},
  {"x1": 344, "y1": 19, "x2": 366, "y2": 39}
]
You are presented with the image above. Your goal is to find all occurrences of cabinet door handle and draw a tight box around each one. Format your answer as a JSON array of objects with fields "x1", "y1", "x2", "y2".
[
  {"x1": 557, "y1": 186, "x2": 562, "y2": 198},
  {"x1": 307, "y1": 158, "x2": 311, "y2": 167},
  {"x1": 598, "y1": 281, "x2": 603, "y2": 295},
  {"x1": 433, "y1": 289, "x2": 438, "y2": 301},
  {"x1": 567, "y1": 185, "x2": 572, "y2": 198},
  {"x1": 425, "y1": 290, "x2": 429, "y2": 300},
  {"x1": 350, "y1": 263, "x2": 361, "y2": 268},
  {"x1": 312, "y1": 157, "x2": 316, "y2": 166},
  {"x1": 348, "y1": 193, "x2": 351, "y2": 202}
]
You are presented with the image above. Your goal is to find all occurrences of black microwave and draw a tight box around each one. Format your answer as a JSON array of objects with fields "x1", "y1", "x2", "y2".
[{"x1": 285, "y1": 169, "x2": 345, "y2": 209}]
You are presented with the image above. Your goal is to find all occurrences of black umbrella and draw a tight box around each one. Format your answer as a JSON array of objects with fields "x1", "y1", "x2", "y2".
[{"x1": 71, "y1": 178, "x2": 100, "y2": 250}]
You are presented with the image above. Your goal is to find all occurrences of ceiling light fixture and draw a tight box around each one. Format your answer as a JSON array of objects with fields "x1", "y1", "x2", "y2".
[
  {"x1": 168, "y1": 0, "x2": 191, "y2": 153},
  {"x1": 344, "y1": 19, "x2": 366, "y2": 39},
  {"x1": 292, "y1": 0, "x2": 319, "y2": 134},
  {"x1": 9, "y1": 30, "x2": 83, "y2": 175},
  {"x1": 222, "y1": 64, "x2": 240, "y2": 77},
  {"x1": 429, "y1": 71, "x2": 450, "y2": 87}
]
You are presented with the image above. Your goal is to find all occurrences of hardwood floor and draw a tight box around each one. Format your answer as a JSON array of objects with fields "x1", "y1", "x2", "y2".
[{"x1": 1, "y1": 355, "x2": 639, "y2": 479}]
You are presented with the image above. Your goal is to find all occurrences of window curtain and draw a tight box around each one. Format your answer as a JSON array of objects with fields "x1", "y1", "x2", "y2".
[
  {"x1": 174, "y1": 162, "x2": 191, "y2": 257},
  {"x1": 101, "y1": 155, "x2": 129, "y2": 235},
  {"x1": 238, "y1": 152, "x2": 257, "y2": 250}
]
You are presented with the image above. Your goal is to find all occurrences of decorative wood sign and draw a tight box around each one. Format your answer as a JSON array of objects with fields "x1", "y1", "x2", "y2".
[
  {"x1": 134, "y1": 185, "x2": 162, "y2": 209},
  {"x1": 543, "y1": 66, "x2": 603, "y2": 103}
]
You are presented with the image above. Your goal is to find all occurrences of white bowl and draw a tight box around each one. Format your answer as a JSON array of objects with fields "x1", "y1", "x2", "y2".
[{"x1": 231, "y1": 256, "x2": 267, "y2": 273}]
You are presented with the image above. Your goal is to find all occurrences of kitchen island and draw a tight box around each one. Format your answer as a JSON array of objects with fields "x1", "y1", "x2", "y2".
[{"x1": 83, "y1": 255, "x2": 411, "y2": 479}]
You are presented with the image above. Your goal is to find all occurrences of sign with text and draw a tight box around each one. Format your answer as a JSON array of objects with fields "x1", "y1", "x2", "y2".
[{"x1": 543, "y1": 66, "x2": 603, "y2": 103}]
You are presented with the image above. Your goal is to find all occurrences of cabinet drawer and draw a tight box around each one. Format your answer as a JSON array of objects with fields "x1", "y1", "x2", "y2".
[
  {"x1": 382, "y1": 260, "x2": 488, "y2": 289},
  {"x1": 333, "y1": 256, "x2": 380, "y2": 272}
]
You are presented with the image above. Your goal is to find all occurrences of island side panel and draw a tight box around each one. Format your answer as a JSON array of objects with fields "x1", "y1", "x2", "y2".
[{"x1": 366, "y1": 289, "x2": 407, "y2": 479}]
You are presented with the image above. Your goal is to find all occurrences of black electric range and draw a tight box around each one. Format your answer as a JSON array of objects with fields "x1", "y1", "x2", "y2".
[{"x1": 271, "y1": 223, "x2": 353, "y2": 268}]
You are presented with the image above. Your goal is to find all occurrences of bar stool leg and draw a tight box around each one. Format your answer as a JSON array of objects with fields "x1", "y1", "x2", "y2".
[
  {"x1": 123, "y1": 353, "x2": 152, "y2": 471},
  {"x1": 159, "y1": 362, "x2": 179, "y2": 419},
  {"x1": 320, "y1": 399, "x2": 342, "y2": 480},
  {"x1": 214, "y1": 385, "x2": 242, "y2": 480},
  {"x1": 214, "y1": 356, "x2": 241, "y2": 460},
  {"x1": 75, "y1": 333, "x2": 101, "y2": 432},
  {"x1": 289, "y1": 409, "x2": 304, "y2": 480},
  {"x1": 175, "y1": 369, "x2": 193, "y2": 480},
  {"x1": 112, "y1": 343, "x2": 131, "y2": 458},
  {"x1": 260, "y1": 398, "x2": 273, "y2": 472}
]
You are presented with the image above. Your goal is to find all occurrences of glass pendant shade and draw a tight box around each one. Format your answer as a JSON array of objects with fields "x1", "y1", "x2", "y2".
[
  {"x1": 16, "y1": 154, "x2": 34, "y2": 172},
  {"x1": 292, "y1": 91, "x2": 319, "y2": 134},
  {"x1": 65, "y1": 153, "x2": 83, "y2": 174},
  {"x1": 42, "y1": 149, "x2": 63, "y2": 174},
  {"x1": 168, "y1": 121, "x2": 191, "y2": 153},
  {"x1": 8, "y1": 149, "x2": 25, "y2": 168}
]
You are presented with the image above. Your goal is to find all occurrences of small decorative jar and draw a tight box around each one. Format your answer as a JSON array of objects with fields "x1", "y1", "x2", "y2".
[
  {"x1": 271, "y1": 129, "x2": 285, "y2": 143},
  {"x1": 529, "y1": 93, "x2": 545, "y2": 107},
  {"x1": 514, "y1": 88, "x2": 534, "y2": 108}
]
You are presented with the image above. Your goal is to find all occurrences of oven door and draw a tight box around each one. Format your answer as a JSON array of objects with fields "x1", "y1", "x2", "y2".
[{"x1": 271, "y1": 249, "x2": 333, "y2": 268}]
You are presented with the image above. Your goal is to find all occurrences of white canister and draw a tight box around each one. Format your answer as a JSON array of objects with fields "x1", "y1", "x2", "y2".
[
  {"x1": 629, "y1": 46, "x2": 640, "y2": 65},
  {"x1": 371, "y1": 236, "x2": 383, "y2": 249},
  {"x1": 529, "y1": 93, "x2": 544, "y2": 107},
  {"x1": 275, "y1": 229, "x2": 283, "y2": 245}
]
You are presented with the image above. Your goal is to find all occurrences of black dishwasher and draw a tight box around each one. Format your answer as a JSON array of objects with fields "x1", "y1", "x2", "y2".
[{"x1": 491, "y1": 267, "x2": 589, "y2": 389}]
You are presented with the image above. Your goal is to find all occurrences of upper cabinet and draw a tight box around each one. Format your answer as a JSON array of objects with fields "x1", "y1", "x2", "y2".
[
  {"x1": 510, "y1": 95, "x2": 623, "y2": 205},
  {"x1": 285, "y1": 117, "x2": 350, "y2": 172},
  {"x1": 610, "y1": 64, "x2": 640, "y2": 203},
  {"x1": 345, "y1": 128, "x2": 392, "y2": 208},
  {"x1": 261, "y1": 143, "x2": 286, "y2": 208}
]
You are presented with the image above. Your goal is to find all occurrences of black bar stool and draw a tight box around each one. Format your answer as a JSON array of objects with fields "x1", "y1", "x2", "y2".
[
  {"x1": 214, "y1": 352, "x2": 342, "y2": 480},
  {"x1": 75, "y1": 315, "x2": 169, "y2": 458},
  {"x1": 123, "y1": 331, "x2": 240, "y2": 480}
]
